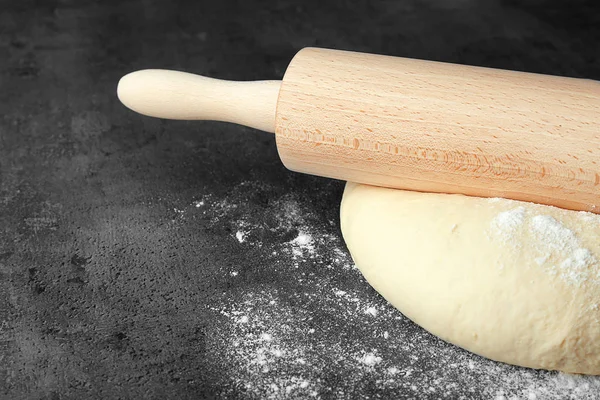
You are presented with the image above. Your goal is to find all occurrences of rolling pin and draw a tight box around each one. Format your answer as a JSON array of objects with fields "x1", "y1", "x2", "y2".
[{"x1": 117, "y1": 47, "x2": 600, "y2": 213}]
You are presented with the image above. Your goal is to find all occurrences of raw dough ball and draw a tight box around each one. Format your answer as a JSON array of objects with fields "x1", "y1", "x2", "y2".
[{"x1": 340, "y1": 182, "x2": 600, "y2": 375}]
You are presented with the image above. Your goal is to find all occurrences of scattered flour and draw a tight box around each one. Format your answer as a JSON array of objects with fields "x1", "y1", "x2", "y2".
[
  {"x1": 358, "y1": 352, "x2": 382, "y2": 366},
  {"x1": 364, "y1": 307, "x2": 378, "y2": 317},
  {"x1": 236, "y1": 231, "x2": 247, "y2": 243},
  {"x1": 207, "y1": 286, "x2": 600, "y2": 400},
  {"x1": 491, "y1": 207, "x2": 526, "y2": 243},
  {"x1": 190, "y1": 181, "x2": 600, "y2": 399},
  {"x1": 290, "y1": 232, "x2": 315, "y2": 258},
  {"x1": 490, "y1": 203, "x2": 600, "y2": 286}
]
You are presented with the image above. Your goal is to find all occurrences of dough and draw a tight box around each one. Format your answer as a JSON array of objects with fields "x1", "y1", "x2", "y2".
[{"x1": 340, "y1": 182, "x2": 600, "y2": 375}]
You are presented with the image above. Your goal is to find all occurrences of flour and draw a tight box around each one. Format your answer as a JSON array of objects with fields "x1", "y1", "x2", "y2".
[
  {"x1": 530, "y1": 215, "x2": 578, "y2": 251},
  {"x1": 236, "y1": 230, "x2": 247, "y2": 243},
  {"x1": 207, "y1": 283, "x2": 600, "y2": 399},
  {"x1": 358, "y1": 352, "x2": 382, "y2": 366},
  {"x1": 364, "y1": 306, "x2": 378, "y2": 317},
  {"x1": 193, "y1": 181, "x2": 600, "y2": 399},
  {"x1": 290, "y1": 232, "x2": 315, "y2": 258},
  {"x1": 492, "y1": 207, "x2": 526, "y2": 242},
  {"x1": 490, "y1": 203, "x2": 600, "y2": 286}
]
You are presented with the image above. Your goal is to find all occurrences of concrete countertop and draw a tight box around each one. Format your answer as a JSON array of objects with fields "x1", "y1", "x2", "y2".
[{"x1": 2, "y1": 0, "x2": 599, "y2": 398}]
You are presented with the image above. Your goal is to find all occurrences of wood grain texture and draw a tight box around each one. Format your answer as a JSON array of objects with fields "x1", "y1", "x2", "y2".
[{"x1": 275, "y1": 47, "x2": 600, "y2": 212}]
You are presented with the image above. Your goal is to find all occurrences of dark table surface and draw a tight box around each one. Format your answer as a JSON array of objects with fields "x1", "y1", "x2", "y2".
[{"x1": 2, "y1": 0, "x2": 600, "y2": 399}]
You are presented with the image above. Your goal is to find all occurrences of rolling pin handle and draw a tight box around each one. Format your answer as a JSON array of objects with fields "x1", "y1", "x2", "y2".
[{"x1": 117, "y1": 69, "x2": 280, "y2": 133}]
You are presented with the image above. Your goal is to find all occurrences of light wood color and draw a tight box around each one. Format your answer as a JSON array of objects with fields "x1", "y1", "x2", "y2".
[
  {"x1": 117, "y1": 47, "x2": 600, "y2": 212},
  {"x1": 277, "y1": 48, "x2": 600, "y2": 212},
  {"x1": 117, "y1": 69, "x2": 280, "y2": 133}
]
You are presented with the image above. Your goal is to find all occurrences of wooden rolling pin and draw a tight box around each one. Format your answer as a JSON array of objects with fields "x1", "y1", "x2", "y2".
[{"x1": 118, "y1": 47, "x2": 600, "y2": 212}]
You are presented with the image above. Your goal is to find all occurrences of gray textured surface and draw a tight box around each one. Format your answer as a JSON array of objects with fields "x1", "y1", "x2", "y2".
[{"x1": 1, "y1": 0, "x2": 599, "y2": 399}]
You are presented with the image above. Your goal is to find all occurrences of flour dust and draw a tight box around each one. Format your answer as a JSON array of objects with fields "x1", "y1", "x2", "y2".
[{"x1": 178, "y1": 182, "x2": 600, "y2": 399}]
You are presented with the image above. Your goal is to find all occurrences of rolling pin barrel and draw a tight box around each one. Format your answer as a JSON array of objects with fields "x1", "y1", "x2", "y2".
[{"x1": 117, "y1": 47, "x2": 600, "y2": 213}]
